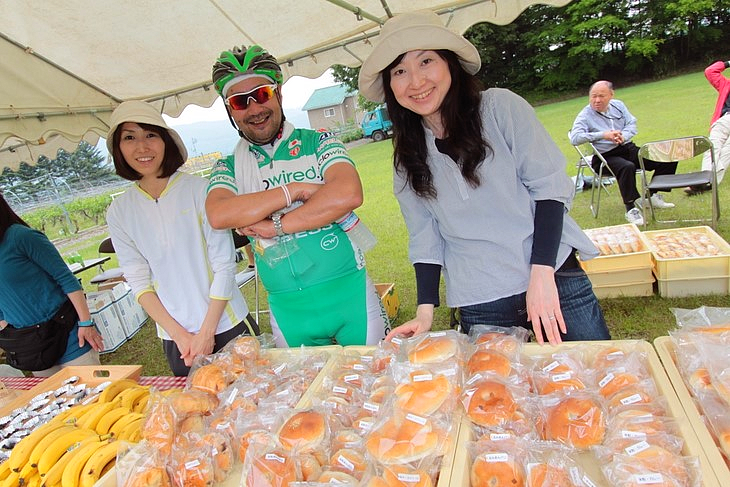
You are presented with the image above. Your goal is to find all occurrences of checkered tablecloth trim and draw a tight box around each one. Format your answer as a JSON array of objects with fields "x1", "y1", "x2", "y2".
[
  {"x1": 138, "y1": 376, "x2": 187, "y2": 390},
  {"x1": 0, "y1": 376, "x2": 43, "y2": 390},
  {"x1": 1, "y1": 375, "x2": 186, "y2": 391}
]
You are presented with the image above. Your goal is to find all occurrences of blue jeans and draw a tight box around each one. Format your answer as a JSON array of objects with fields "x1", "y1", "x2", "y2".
[{"x1": 458, "y1": 267, "x2": 610, "y2": 341}]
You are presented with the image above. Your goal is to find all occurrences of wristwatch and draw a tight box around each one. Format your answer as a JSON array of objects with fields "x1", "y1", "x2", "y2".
[{"x1": 271, "y1": 212, "x2": 285, "y2": 237}]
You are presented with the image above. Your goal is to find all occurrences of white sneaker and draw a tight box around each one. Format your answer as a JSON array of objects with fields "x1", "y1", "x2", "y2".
[
  {"x1": 649, "y1": 193, "x2": 675, "y2": 209},
  {"x1": 625, "y1": 207, "x2": 644, "y2": 225}
]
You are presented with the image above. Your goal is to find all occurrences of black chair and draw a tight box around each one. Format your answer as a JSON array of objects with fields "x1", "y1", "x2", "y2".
[
  {"x1": 638, "y1": 136, "x2": 719, "y2": 229},
  {"x1": 89, "y1": 237, "x2": 124, "y2": 285}
]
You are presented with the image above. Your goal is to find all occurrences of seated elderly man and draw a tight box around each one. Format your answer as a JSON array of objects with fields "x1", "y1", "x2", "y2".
[{"x1": 570, "y1": 80, "x2": 678, "y2": 225}]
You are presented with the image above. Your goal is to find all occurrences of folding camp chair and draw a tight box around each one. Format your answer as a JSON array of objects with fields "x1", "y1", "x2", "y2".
[
  {"x1": 569, "y1": 132, "x2": 616, "y2": 218},
  {"x1": 232, "y1": 230, "x2": 266, "y2": 326},
  {"x1": 638, "y1": 135, "x2": 720, "y2": 229}
]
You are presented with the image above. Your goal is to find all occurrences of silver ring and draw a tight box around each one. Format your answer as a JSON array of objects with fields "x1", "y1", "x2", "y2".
[{"x1": 549, "y1": 316, "x2": 556, "y2": 320}]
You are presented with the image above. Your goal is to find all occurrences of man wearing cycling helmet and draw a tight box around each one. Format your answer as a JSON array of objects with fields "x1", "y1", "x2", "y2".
[{"x1": 206, "y1": 44, "x2": 389, "y2": 348}]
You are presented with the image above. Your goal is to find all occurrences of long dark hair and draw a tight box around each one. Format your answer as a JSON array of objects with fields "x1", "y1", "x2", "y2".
[
  {"x1": 383, "y1": 49, "x2": 490, "y2": 198},
  {"x1": 0, "y1": 193, "x2": 29, "y2": 243},
  {"x1": 111, "y1": 122, "x2": 185, "y2": 181}
]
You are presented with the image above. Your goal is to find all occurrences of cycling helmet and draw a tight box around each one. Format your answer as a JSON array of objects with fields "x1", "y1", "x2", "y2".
[{"x1": 212, "y1": 45, "x2": 283, "y2": 96}]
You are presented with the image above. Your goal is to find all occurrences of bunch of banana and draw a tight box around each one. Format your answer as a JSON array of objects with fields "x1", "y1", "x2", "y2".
[
  {"x1": 1, "y1": 379, "x2": 150, "y2": 486},
  {"x1": 60, "y1": 438, "x2": 121, "y2": 487}
]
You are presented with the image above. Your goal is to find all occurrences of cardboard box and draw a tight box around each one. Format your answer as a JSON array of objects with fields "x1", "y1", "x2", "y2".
[
  {"x1": 0, "y1": 365, "x2": 141, "y2": 417},
  {"x1": 449, "y1": 340, "x2": 720, "y2": 487},
  {"x1": 375, "y1": 282, "x2": 400, "y2": 321},
  {"x1": 641, "y1": 226, "x2": 730, "y2": 281},
  {"x1": 654, "y1": 336, "x2": 730, "y2": 487},
  {"x1": 114, "y1": 290, "x2": 148, "y2": 338},
  {"x1": 87, "y1": 296, "x2": 127, "y2": 353}
]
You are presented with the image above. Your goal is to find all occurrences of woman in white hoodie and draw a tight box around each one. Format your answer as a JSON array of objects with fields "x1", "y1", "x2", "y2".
[{"x1": 106, "y1": 101, "x2": 256, "y2": 376}]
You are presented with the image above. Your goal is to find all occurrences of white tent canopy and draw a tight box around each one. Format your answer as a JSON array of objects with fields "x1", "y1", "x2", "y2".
[{"x1": 0, "y1": 0, "x2": 571, "y2": 169}]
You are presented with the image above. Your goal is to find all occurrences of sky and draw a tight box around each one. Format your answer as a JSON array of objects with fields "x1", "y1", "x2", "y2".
[
  {"x1": 164, "y1": 69, "x2": 336, "y2": 127},
  {"x1": 95, "y1": 69, "x2": 337, "y2": 158}
]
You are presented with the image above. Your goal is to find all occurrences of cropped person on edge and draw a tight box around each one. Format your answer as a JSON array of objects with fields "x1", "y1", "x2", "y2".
[
  {"x1": 692, "y1": 58, "x2": 730, "y2": 194},
  {"x1": 106, "y1": 101, "x2": 256, "y2": 376},
  {"x1": 205, "y1": 44, "x2": 389, "y2": 348},
  {"x1": 570, "y1": 81, "x2": 678, "y2": 225},
  {"x1": 357, "y1": 10, "x2": 610, "y2": 345},
  {"x1": 0, "y1": 193, "x2": 103, "y2": 377}
]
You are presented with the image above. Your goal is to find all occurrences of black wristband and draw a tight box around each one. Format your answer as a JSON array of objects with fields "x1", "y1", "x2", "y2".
[
  {"x1": 414, "y1": 263, "x2": 441, "y2": 306},
  {"x1": 530, "y1": 199, "x2": 564, "y2": 267}
]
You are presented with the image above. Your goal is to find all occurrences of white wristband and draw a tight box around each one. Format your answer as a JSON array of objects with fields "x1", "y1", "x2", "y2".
[{"x1": 281, "y1": 184, "x2": 292, "y2": 207}]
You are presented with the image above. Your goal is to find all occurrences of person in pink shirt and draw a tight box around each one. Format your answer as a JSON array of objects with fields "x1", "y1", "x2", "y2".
[{"x1": 688, "y1": 59, "x2": 730, "y2": 194}]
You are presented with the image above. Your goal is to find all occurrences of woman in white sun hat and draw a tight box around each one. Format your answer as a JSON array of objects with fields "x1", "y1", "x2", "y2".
[
  {"x1": 105, "y1": 100, "x2": 257, "y2": 375},
  {"x1": 359, "y1": 10, "x2": 610, "y2": 345}
]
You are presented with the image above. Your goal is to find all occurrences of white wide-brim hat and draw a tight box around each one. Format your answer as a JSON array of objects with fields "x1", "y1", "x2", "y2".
[
  {"x1": 358, "y1": 10, "x2": 481, "y2": 103},
  {"x1": 106, "y1": 100, "x2": 188, "y2": 160}
]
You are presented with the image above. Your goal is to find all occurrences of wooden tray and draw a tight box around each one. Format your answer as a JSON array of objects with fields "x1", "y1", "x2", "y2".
[
  {"x1": 654, "y1": 336, "x2": 730, "y2": 487},
  {"x1": 449, "y1": 339, "x2": 720, "y2": 487},
  {"x1": 0, "y1": 365, "x2": 141, "y2": 417},
  {"x1": 97, "y1": 346, "x2": 341, "y2": 487}
]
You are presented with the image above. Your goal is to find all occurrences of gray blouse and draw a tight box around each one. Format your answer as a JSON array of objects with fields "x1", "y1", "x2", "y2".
[{"x1": 394, "y1": 88, "x2": 599, "y2": 308}]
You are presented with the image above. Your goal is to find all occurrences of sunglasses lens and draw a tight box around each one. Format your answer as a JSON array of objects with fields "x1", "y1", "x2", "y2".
[{"x1": 226, "y1": 85, "x2": 275, "y2": 110}]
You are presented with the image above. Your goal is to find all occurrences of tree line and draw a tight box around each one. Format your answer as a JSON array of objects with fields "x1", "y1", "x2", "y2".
[
  {"x1": 334, "y1": 0, "x2": 730, "y2": 110},
  {"x1": 0, "y1": 142, "x2": 118, "y2": 205}
]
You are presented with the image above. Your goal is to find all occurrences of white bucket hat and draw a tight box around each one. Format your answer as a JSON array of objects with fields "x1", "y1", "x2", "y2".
[
  {"x1": 106, "y1": 100, "x2": 188, "y2": 160},
  {"x1": 358, "y1": 10, "x2": 481, "y2": 103}
]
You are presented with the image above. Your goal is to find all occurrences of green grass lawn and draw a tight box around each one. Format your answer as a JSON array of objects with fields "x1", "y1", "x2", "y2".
[{"x1": 90, "y1": 70, "x2": 730, "y2": 376}]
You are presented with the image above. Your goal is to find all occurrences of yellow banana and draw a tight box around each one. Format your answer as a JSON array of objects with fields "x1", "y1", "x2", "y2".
[
  {"x1": 108, "y1": 413, "x2": 143, "y2": 438},
  {"x1": 40, "y1": 436, "x2": 106, "y2": 487},
  {"x1": 28, "y1": 425, "x2": 79, "y2": 468},
  {"x1": 118, "y1": 387, "x2": 149, "y2": 411},
  {"x1": 57, "y1": 403, "x2": 99, "y2": 425},
  {"x1": 60, "y1": 440, "x2": 111, "y2": 487},
  {"x1": 93, "y1": 406, "x2": 130, "y2": 435},
  {"x1": 116, "y1": 418, "x2": 142, "y2": 442},
  {"x1": 24, "y1": 471, "x2": 41, "y2": 487},
  {"x1": 77, "y1": 401, "x2": 118, "y2": 431},
  {"x1": 18, "y1": 460, "x2": 37, "y2": 485},
  {"x1": 77, "y1": 441, "x2": 121, "y2": 487},
  {"x1": 132, "y1": 393, "x2": 150, "y2": 413},
  {"x1": 126, "y1": 427, "x2": 143, "y2": 444},
  {"x1": 6, "y1": 420, "x2": 73, "y2": 472},
  {"x1": 97, "y1": 379, "x2": 139, "y2": 404},
  {"x1": 36, "y1": 429, "x2": 98, "y2": 476},
  {"x1": 0, "y1": 469, "x2": 20, "y2": 487},
  {"x1": 0, "y1": 461, "x2": 10, "y2": 481}
]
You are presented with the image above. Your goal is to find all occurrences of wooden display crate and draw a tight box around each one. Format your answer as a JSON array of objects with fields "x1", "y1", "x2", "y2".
[
  {"x1": 580, "y1": 224, "x2": 652, "y2": 273},
  {"x1": 654, "y1": 336, "x2": 730, "y2": 487},
  {"x1": 640, "y1": 226, "x2": 730, "y2": 281},
  {"x1": 449, "y1": 340, "x2": 720, "y2": 487},
  {"x1": 0, "y1": 365, "x2": 141, "y2": 417},
  {"x1": 656, "y1": 275, "x2": 730, "y2": 298},
  {"x1": 591, "y1": 277, "x2": 655, "y2": 299},
  {"x1": 97, "y1": 345, "x2": 341, "y2": 487}
]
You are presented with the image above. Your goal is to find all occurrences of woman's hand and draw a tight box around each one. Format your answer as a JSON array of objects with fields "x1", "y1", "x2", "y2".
[
  {"x1": 185, "y1": 331, "x2": 215, "y2": 366},
  {"x1": 77, "y1": 326, "x2": 104, "y2": 352},
  {"x1": 526, "y1": 264, "x2": 565, "y2": 345},
  {"x1": 385, "y1": 304, "x2": 434, "y2": 341},
  {"x1": 170, "y1": 329, "x2": 195, "y2": 366}
]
